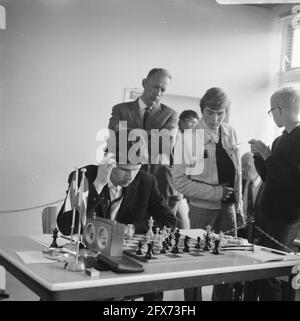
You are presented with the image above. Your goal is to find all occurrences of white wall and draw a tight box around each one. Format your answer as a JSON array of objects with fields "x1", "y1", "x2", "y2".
[{"x1": 0, "y1": 0, "x2": 283, "y2": 236}]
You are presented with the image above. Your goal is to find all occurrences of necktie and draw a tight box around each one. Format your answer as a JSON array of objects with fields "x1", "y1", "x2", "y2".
[
  {"x1": 143, "y1": 107, "x2": 151, "y2": 129},
  {"x1": 108, "y1": 186, "x2": 123, "y2": 220}
]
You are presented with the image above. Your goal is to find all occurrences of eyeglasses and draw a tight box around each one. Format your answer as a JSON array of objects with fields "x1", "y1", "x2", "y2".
[{"x1": 267, "y1": 106, "x2": 279, "y2": 117}]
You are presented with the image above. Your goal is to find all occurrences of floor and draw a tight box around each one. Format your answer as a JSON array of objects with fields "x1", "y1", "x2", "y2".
[{"x1": 3, "y1": 271, "x2": 213, "y2": 301}]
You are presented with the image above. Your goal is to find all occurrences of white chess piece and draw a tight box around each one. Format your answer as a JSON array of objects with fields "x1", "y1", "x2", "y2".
[{"x1": 146, "y1": 216, "x2": 154, "y2": 238}]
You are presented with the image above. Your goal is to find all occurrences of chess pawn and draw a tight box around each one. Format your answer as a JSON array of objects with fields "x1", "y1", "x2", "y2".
[
  {"x1": 160, "y1": 241, "x2": 167, "y2": 254},
  {"x1": 50, "y1": 228, "x2": 59, "y2": 248},
  {"x1": 136, "y1": 241, "x2": 143, "y2": 255},
  {"x1": 145, "y1": 243, "x2": 154, "y2": 259},
  {"x1": 212, "y1": 239, "x2": 221, "y2": 255},
  {"x1": 183, "y1": 236, "x2": 190, "y2": 253},
  {"x1": 154, "y1": 227, "x2": 160, "y2": 243},
  {"x1": 195, "y1": 236, "x2": 201, "y2": 249},
  {"x1": 219, "y1": 231, "x2": 226, "y2": 247}
]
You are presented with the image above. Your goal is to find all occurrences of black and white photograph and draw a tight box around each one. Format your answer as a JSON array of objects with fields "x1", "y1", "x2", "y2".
[{"x1": 1, "y1": 0, "x2": 300, "y2": 307}]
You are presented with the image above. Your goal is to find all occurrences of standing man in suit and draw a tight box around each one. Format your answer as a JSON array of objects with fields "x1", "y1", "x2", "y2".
[
  {"x1": 108, "y1": 68, "x2": 178, "y2": 172},
  {"x1": 233, "y1": 152, "x2": 264, "y2": 301}
]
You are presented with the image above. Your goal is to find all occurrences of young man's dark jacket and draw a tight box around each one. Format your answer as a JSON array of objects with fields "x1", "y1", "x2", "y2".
[{"x1": 57, "y1": 165, "x2": 176, "y2": 235}]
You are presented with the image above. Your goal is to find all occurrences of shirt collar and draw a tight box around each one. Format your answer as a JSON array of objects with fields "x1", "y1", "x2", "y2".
[
  {"x1": 201, "y1": 118, "x2": 219, "y2": 143},
  {"x1": 251, "y1": 175, "x2": 261, "y2": 189},
  {"x1": 138, "y1": 97, "x2": 147, "y2": 112},
  {"x1": 108, "y1": 179, "x2": 122, "y2": 192}
]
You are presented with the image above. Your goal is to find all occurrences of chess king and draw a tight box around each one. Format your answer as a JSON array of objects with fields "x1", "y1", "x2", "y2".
[{"x1": 57, "y1": 128, "x2": 176, "y2": 237}]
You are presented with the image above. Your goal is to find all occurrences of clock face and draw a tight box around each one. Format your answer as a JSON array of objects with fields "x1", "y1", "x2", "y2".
[
  {"x1": 85, "y1": 223, "x2": 96, "y2": 245},
  {"x1": 96, "y1": 227, "x2": 109, "y2": 250}
]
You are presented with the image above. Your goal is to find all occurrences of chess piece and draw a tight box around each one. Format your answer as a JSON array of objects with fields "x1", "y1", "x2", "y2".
[
  {"x1": 146, "y1": 216, "x2": 154, "y2": 238},
  {"x1": 50, "y1": 228, "x2": 59, "y2": 248},
  {"x1": 203, "y1": 233, "x2": 210, "y2": 251},
  {"x1": 205, "y1": 225, "x2": 211, "y2": 234},
  {"x1": 183, "y1": 235, "x2": 190, "y2": 252},
  {"x1": 145, "y1": 242, "x2": 154, "y2": 259},
  {"x1": 167, "y1": 230, "x2": 173, "y2": 247},
  {"x1": 171, "y1": 230, "x2": 180, "y2": 254},
  {"x1": 174, "y1": 228, "x2": 181, "y2": 241},
  {"x1": 136, "y1": 241, "x2": 143, "y2": 255},
  {"x1": 155, "y1": 227, "x2": 160, "y2": 238},
  {"x1": 195, "y1": 236, "x2": 201, "y2": 249},
  {"x1": 171, "y1": 244, "x2": 179, "y2": 254},
  {"x1": 160, "y1": 241, "x2": 167, "y2": 254},
  {"x1": 213, "y1": 239, "x2": 221, "y2": 255},
  {"x1": 151, "y1": 241, "x2": 155, "y2": 255},
  {"x1": 219, "y1": 231, "x2": 226, "y2": 247},
  {"x1": 164, "y1": 238, "x2": 170, "y2": 250}
]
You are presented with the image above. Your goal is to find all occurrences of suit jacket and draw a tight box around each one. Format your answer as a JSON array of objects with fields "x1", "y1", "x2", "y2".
[
  {"x1": 57, "y1": 165, "x2": 176, "y2": 235},
  {"x1": 108, "y1": 99, "x2": 178, "y2": 133}
]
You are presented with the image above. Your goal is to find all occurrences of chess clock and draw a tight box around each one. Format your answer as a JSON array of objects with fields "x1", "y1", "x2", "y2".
[{"x1": 82, "y1": 217, "x2": 125, "y2": 257}]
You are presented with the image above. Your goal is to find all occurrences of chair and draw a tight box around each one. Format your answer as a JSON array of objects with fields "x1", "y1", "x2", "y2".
[{"x1": 42, "y1": 206, "x2": 58, "y2": 234}]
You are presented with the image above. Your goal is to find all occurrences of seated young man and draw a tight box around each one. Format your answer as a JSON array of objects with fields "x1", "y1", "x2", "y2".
[
  {"x1": 57, "y1": 129, "x2": 176, "y2": 301},
  {"x1": 57, "y1": 129, "x2": 176, "y2": 235}
]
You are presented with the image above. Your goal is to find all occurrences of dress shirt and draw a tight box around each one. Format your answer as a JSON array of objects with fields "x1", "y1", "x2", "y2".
[
  {"x1": 138, "y1": 97, "x2": 152, "y2": 122},
  {"x1": 202, "y1": 119, "x2": 220, "y2": 143}
]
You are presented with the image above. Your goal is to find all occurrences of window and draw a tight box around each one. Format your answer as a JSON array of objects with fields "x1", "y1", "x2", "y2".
[
  {"x1": 279, "y1": 13, "x2": 300, "y2": 86},
  {"x1": 282, "y1": 21, "x2": 300, "y2": 70}
]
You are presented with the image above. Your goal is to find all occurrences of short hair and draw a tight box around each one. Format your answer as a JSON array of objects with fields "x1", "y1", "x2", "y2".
[
  {"x1": 179, "y1": 110, "x2": 199, "y2": 122},
  {"x1": 106, "y1": 128, "x2": 148, "y2": 164},
  {"x1": 146, "y1": 68, "x2": 172, "y2": 80},
  {"x1": 271, "y1": 86, "x2": 300, "y2": 114},
  {"x1": 241, "y1": 152, "x2": 254, "y2": 163},
  {"x1": 199, "y1": 87, "x2": 230, "y2": 113}
]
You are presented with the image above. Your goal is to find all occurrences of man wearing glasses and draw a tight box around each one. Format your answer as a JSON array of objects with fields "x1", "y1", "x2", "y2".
[{"x1": 249, "y1": 86, "x2": 300, "y2": 300}]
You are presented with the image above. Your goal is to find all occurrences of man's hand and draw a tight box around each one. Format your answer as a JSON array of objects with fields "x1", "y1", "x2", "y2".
[
  {"x1": 93, "y1": 153, "x2": 116, "y2": 193},
  {"x1": 221, "y1": 186, "x2": 234, "y2": 201},
  {"x1": 248, "y1": 139, "x2": 271, "y2": 160}
]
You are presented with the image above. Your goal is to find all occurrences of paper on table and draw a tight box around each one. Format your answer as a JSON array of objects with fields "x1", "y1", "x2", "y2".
[{"x1": 15, "y1": 251, "x2": 55, "y2": 264}]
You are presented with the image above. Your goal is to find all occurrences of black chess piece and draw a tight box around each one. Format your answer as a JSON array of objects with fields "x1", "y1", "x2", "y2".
[
  {"x1": 136, "y1": 241, "x2": 143, "y2": 255},
  {"x1": 50, "y1": 227, "x2": 59, "y2": 248},
  {"x1": 164, "y1": 238, "x2": 170, "y2": 250},
  {"x1": 212, "y1": 239, "x2": 221, "y2": 255},
  {"x1": 174, "y1": 229, "x2": 181, "y2": 242},
  {"x1": 145, "y1": 242, "x2": 153, "y2": 259},
  {"x1": 160, "y1": 241, "x2": 167, "y2": 254},
  {"x1": 151, "y1": 241, "x2": 155, "y2": 255},
  {"x1": 171, "y1": 244, "x2": 179, "y2": 254},
  {"x1": 171, "y1": 232, "x2": 180, "y2": 254},
  {"x1": 203, "y1": 233, "x2": 210, "y2": 251},
  {"x1": 167, "y1": 234, "x2": 173, "y2": 247},
  {"x1": 183, "y1": 235, "x2": 190, "y2": 252},
  {"x1": 195, "y1": 236, "x2": 201, "y2": 249}
]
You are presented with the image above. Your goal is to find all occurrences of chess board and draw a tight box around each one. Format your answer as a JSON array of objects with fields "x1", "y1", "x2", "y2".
[{"x1": 123, "y1": 233, "x2": 220, "y2": 263}]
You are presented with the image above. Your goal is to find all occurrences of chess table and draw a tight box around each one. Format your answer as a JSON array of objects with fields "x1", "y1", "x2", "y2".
[{"x1": 0, "y1": 230, "x2": 300, "y2": 301}]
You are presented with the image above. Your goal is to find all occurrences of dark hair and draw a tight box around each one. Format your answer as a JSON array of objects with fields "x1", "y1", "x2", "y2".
[
  {"x1": 106, "y1": 128, "x2": 148, "y2": 164},
  {"x1": 199, "y1": 87, "x2": 230, "y2": 113},
  {"x1": 179, "y1": 110, "x2": 199, "y2": 122},
  {"x1": 146, "y1": 68, "x2": 172, "y2": 80}
]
